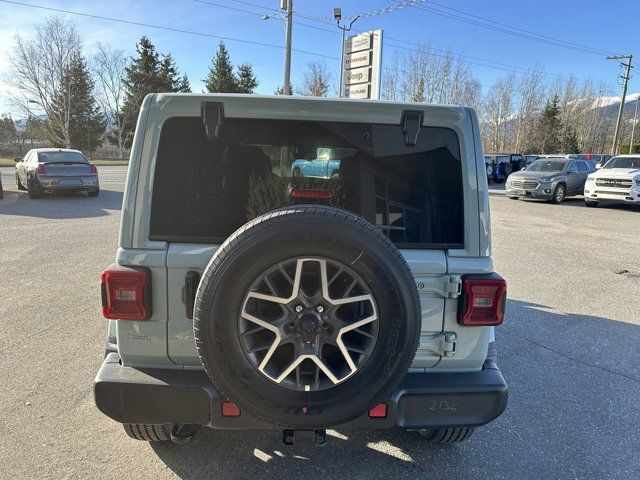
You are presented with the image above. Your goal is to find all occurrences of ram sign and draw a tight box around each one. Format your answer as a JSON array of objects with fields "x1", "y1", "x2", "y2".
[{"x1": 341, "y1": 29, "x2": 383, "y2": 100}]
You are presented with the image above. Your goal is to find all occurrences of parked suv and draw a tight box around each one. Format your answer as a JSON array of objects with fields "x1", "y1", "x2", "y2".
[
  {"x1": 94, "y1": 94, "x2": 508, "y2": 447},
  {"x1": 505, "y1": 157, "x2": 594, "y2": 203}
]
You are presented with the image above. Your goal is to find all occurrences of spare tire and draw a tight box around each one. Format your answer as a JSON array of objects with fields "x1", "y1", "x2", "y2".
[{"x1": 193, "y1": 205, "x2": 421, "y2": 428}]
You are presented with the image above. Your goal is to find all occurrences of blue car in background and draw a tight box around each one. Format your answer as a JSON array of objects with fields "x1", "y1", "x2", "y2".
[{"x1": 291, "y1": 147, "x2": 355, "y2": 178}]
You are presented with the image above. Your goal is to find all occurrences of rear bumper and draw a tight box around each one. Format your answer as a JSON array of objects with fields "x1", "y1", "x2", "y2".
[
  {"x1": 94, "y1": 353, "x2": 508, "y2": 430},
  {"x1": 35, "y1": 174, "x2": 99, "y2": 191}
]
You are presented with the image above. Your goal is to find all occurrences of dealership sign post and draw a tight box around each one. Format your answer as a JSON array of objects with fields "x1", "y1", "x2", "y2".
[{"x1": 341, "y1": 30, "x2": 383, "y2": 100}]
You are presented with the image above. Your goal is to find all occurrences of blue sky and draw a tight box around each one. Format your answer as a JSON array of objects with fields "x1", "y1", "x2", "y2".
[{"x1": 0, "y1": 0, "x2": 638, "y2": 114}]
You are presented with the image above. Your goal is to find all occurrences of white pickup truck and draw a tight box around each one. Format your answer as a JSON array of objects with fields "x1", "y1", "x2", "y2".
[{"x1": 584, "y1": 155, "x2": 640, "y2": 207}]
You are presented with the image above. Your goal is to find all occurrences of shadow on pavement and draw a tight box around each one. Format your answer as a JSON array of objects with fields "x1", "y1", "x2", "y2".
[
  {"x1": 149, "y1": 300, "x2": 640, "y2": 479},
  {"x1": 0, "y1": 188, "x2": 122, "y2": 219}
]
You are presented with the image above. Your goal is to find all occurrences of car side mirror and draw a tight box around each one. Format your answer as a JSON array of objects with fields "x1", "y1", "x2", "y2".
[{"x1": 14, "y1": 157, "x2": 21, "y2": 163}]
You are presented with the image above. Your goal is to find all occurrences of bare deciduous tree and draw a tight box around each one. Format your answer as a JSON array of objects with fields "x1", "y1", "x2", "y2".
[
  {"x1": 7, "y1": 16, "x2": 81, "y2": 148},
  {"x1": 92, "y1": 42, "x2": 128, "y2": 159},
  {"x1": 297, "y1": 61, "x2": 331, "y2": 97}
]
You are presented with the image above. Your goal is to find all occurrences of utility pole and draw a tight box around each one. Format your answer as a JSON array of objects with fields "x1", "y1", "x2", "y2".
[
  {"x1": 283, "y1": 0, "x2": 293, "y2": 95},
  {"x1": 606, "y1": 54, "x2": 633, "y2": 155}
]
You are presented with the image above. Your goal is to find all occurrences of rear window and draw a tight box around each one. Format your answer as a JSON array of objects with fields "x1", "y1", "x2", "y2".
[
  {"x1": 150, "y1": 117, "x2": 464, "y2": 248},
  {"x1": 38, "y1": 151, "x2": 88, "y2": 163}
]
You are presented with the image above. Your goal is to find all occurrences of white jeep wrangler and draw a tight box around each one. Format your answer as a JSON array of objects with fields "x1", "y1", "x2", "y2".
[{"x1": 94, "y1": 94, "x2": 508, "y2": 446}]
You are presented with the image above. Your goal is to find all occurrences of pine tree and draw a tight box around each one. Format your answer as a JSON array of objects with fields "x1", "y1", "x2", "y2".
[
  {"x1": 274, "y1": 83, "x2": 294, "y2": 95},
  {"x1": 562, "y1": 126, "x2": 580, "y2": 154},
  {"x1": 236, "y1": 63, "x2": 258, "y2": 94},
  {"x1": 122, "y1": 37, "x2": 191, "y2": 143},
  {"x1": 204, "y1": 42, "x2": 238, "y2": 93},
  {"x1": 534, "y1": 95, "x2": 562, "y2": 154},
  {"x1": 49, "y1": 52, "x2": 105, "y2": 154}
]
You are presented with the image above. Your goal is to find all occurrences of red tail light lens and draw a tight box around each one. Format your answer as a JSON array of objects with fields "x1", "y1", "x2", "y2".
[
  {"x1": 90, "y1": 164, "x2": 98, "y2": 174},
  {"x1": 459, "y1": 275, "x2": 507, "y2": 326},
  {"x1": 221, "y1": 401, "x2": 241, "y2": 417},
  {"x1": 290, "y1": 189, "x2": 333, "y2": 199},
  {"x1": 368, "y1": 403, "x2": 387, "y2": 418},
  {"x1": 36, "y1": 164, "x2": 46, "y2": 174},
  {"x1": 101, "y1": 266, "x2": 151, "y2": 320}
]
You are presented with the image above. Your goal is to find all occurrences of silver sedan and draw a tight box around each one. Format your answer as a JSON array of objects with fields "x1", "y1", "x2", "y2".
[{"x1": 15, "y1": 148, "x2": 100, "y2": 198}]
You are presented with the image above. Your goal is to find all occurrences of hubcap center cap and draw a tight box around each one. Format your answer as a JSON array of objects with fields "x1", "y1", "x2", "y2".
[{"x1": 299, "y1": 312, "x2": 320, "y2": 335}]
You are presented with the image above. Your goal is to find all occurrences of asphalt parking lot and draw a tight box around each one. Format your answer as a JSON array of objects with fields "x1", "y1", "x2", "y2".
[{"x1": 1, "y1": 165, "x2": 639, "y2": 480}]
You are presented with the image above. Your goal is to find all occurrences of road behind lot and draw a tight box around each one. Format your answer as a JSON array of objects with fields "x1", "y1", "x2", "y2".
[{"x1": 1, "y1": 166, "x2": 639, "y2": 480}]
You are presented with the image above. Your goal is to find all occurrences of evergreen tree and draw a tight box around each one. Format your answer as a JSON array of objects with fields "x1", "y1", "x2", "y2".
[
  {"x1": 204, "y1": 42, "x2": 238, "y2": 93},
  {"x1": 236, "y1": 63, "x2": 258, "y2": 94},
  {"x1": 49, "y1": 52, "x2": 105, "y2": 154},
  {"x1": 122, "y1": 36, "x2": 191, "y2": 143},
  {"x1": 562, "y1": 126, "x2": 580, "y2": 154},
  {"x1": 274, "y1": 83, "x2": 294, "y2": 95},
  {"x1": 534, "y1": 95, "x2": 562, "y2": 154}
]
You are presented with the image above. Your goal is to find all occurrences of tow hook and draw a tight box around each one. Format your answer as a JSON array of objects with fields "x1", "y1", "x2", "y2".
[
  {"x1": 282, "y1": 429, "x2": 327, "y2": 448},
  {"x1": 170, "y1": 424, "x2": 198, "y2": 444}
]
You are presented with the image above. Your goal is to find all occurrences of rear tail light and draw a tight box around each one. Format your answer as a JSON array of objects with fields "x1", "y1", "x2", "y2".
[
  {"x1": 458, "y1": 275, "x2": 507, "y2": 326},
  {"x1": 90, "y1": 164, "x2": 98, "y2": 174},
  {"x1": 101, "y1": 266, "x2": 151, "y2": 320},
  {"x1": 368, "y1": 403, "x2": 387, "y2": 418},
  {"x1": 290, "y1": 189, "x2": 333, "y2": 199},
  {"x1": 221, "y1": 401, "x2": 241, "y2": 417},
  {"x1": 36, "y1": 164, "x2": 45, "y2": 174}
]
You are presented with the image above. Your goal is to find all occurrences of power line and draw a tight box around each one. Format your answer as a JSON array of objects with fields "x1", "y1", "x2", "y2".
[
  {"x1": 0, "y1": 0, "x2": 339, "y2": 60},
  {"x1": 393, "y1": 0, "x2": 617, "y2": 57},
  {"x1": 294, "y1": 0, "x2": 429, "y2": 22}
]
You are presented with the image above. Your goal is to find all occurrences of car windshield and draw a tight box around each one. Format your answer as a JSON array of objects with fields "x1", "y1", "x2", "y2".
[
  {"x1": 527, "y1": 160, "x2": 566, "y2": 172},
  {"x1": 603, "y1": 157, "x2": 640, "y2": 169},
  {"x1": 37, "y1": 151, "x2": 88, "y2": 163}
]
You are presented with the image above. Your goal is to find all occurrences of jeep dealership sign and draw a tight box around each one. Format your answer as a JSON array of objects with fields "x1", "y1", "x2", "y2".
[{"x1": 341, "y1": 30, "x2": 382, "y2": 100}]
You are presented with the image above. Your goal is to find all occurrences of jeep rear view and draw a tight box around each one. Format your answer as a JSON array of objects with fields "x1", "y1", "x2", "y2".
[{"x1": 94, "y1": 93, "x2": 508, "y2": 446}]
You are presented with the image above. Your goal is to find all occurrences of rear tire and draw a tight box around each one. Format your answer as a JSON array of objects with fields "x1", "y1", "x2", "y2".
[
  {"x1": 418, "y1": 427, "x2": 474, "y2": 444},
  {"x1": 585, "y1": 200, "x2": 598, "y2": 208},
  {"x1": 292, "y1": 167, "x2": 302, "y2": 177},
  {"x1": 123, "y1": 424, "x2": 170, "y2": 442},
  {"x1": 507, "y1": 196, "x2": 518, "y2": 200},
  {"x1": 27, "y1": 177, "x2": 41, "y2": 199}
]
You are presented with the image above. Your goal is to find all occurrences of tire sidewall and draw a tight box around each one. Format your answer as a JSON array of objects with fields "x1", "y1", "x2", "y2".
[{"x1": 194, "y1": 208, "x2": 420, "y2": 427}]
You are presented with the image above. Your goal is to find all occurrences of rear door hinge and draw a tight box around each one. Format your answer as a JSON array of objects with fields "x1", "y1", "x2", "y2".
[
  {"x1": 416, "y1": 274, "x2": 462, "y2": 298},
  {"x1": 417, "y1": 332, "x2": 457, "y2": 358}
]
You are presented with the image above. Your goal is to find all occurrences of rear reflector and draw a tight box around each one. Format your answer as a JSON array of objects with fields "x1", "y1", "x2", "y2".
[
  {"x1": 101, "y1": 266, "x2": 151, "y2": 320},
  {"x1": 459, "y1": 276, "x2": 507, "y2": 326},
  {"x1": 290, "y1": 189, "x2": 333, "y2": 199},
  {"x1": 221, "y1": 401, "x2": 241, "y2": 417},
  {"x1": 90, "y1": 164, "x2": 98, "y2": 174},
  {"x1": 368, "y1": 403, "x2": 387, "y2": 418},
  {"x1": 36, "y1": 164, "x2": 46, "y2": 174}
]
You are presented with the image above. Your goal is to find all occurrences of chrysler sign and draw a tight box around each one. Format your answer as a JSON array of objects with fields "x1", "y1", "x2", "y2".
[{"x1": 341, "y1": 30, "x2": 383, "y2": 100}]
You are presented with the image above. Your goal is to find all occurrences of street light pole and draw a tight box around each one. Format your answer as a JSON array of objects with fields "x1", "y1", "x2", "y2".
[
  {"x1": 283, "y1": 0, "x2": 293, "y2": 95},
  {"x1": 606, "y1": 54, "x2": 633, "y2": 155}
]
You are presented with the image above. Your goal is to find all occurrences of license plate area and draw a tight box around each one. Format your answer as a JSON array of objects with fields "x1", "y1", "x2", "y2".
[{"x1": 59, "y1": 179, "x2": 82, "y2": 186}]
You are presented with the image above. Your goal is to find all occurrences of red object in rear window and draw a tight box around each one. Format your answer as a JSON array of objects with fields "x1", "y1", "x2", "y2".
[
  {"x1": 90, "y1": 164, "x2": 98, "y2": 174},
  {"x1": 459, "y1": 276, "x2": 507, "y2": 326},
  {"x1": 36, "y1": 164, "x2": 46, "y2": 174},
  {"x1": 101, "y1": 267, "x2": 151, "y2": 320},
  {"x1": 290, "y1": 189, "x2": 333, "y2": 199}
]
